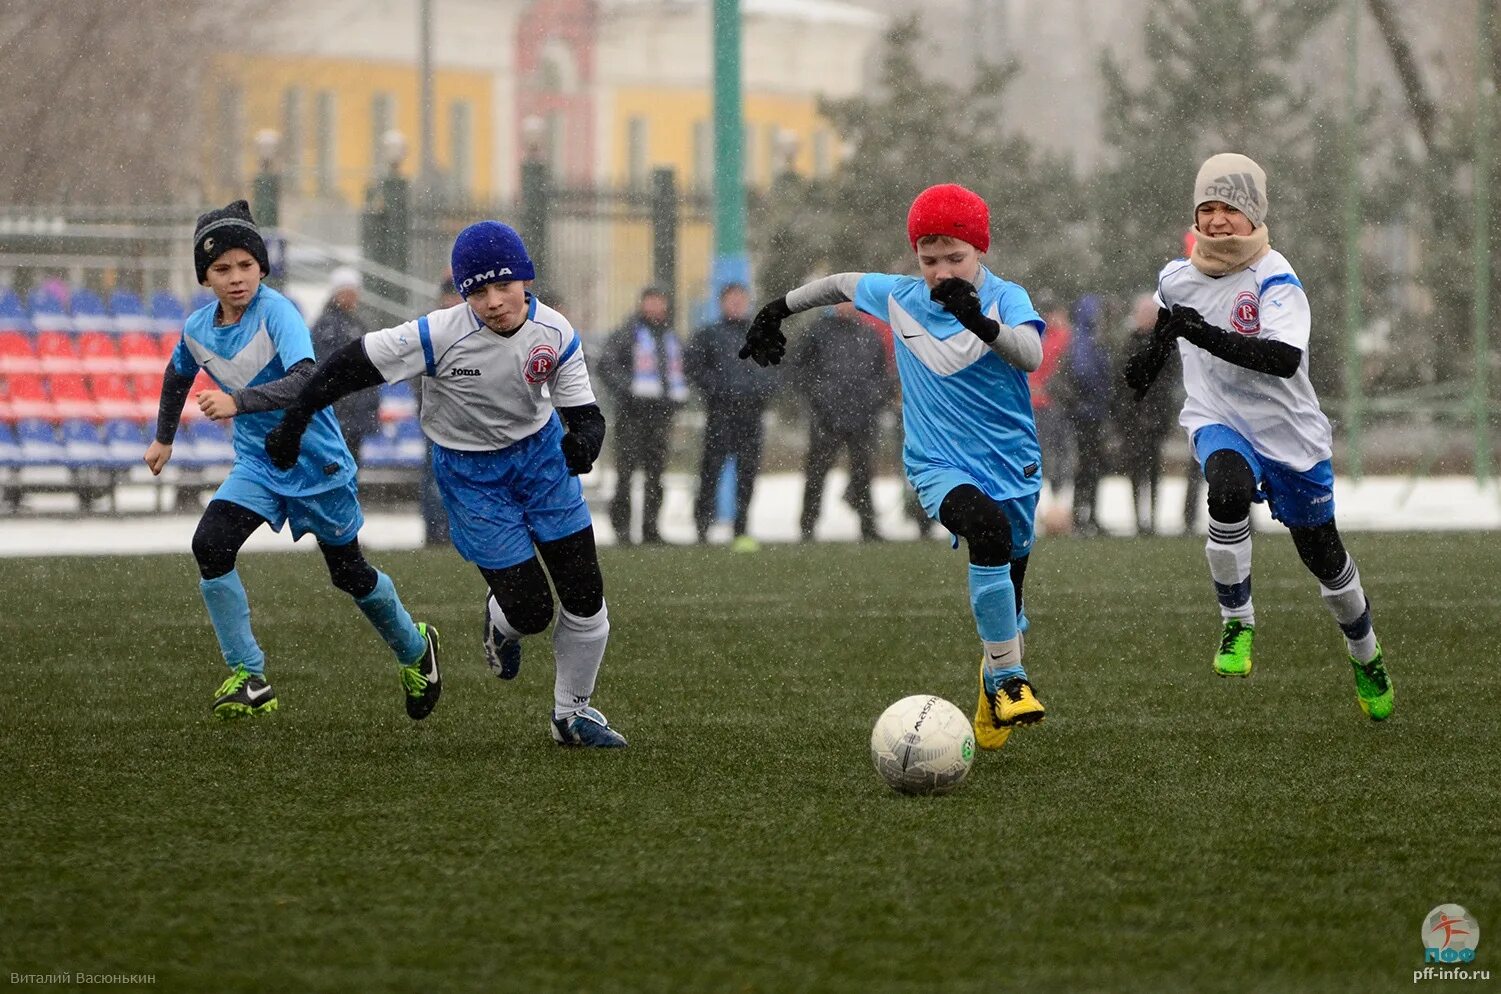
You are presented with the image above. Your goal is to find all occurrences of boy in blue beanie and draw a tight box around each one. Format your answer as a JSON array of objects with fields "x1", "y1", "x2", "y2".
[{"x1": 266, "y1": 221, "x2": 627, "y2": 747}]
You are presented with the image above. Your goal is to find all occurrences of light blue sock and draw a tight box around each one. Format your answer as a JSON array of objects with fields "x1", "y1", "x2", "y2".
[
  {"x1": 354, "y1": 571, "x2": 427, "y2": 666},
  {"x1": 200, "y1": 570, "x2": 265, "y2": 675},
  {"x1": 970, "y1": 563, "x2": 1026, "y2": 687}
]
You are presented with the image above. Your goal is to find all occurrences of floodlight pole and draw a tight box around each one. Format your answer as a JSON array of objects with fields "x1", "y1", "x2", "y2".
[
  {"x1": 1341, "y1": 0, "x2": 1364, "y2": 480},
  {"x1": 711, "y1": 0, "x2": 750, "y2": 296}
]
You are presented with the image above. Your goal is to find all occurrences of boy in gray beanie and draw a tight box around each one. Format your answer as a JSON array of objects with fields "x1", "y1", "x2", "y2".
[{"x1": 1124, "y1": 153, "x2": 1394, "y2": 722}]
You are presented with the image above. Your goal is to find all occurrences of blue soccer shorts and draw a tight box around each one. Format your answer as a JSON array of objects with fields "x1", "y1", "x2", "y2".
[
  {"x1": 432, "y1": 415, "x2": 593, "y2": 570},
  {"x1": 215, "y1": 468, "x2": 364, "y2": 546},
  {"x1": 914, "y1": 466, "x2": 1039, "y2": 559},
  {"x1": 1192, "y1": 424, "x2": 1335, "y2": 528}
]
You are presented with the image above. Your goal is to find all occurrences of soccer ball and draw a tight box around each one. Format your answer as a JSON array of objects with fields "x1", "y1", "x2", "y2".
[{"x1": 869, "y1": 695, "x2": 976, "y2": 795}]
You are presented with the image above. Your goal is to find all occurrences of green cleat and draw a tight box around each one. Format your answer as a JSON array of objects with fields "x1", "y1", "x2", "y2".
[
  {"x1": 1213, "y1": 619, "x2": 1255, "y2": 677},
  {"x1": 399, "y1": 623, "x2": 442, "y2": 721},
  {"x1": 212, "y1": 665, "x2": 278, "y2": 719},
  {"x1": 1350, "y1": 646, "x2": 1394, "y2": 721}
]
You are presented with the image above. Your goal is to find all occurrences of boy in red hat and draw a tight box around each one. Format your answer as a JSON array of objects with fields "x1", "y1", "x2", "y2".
[{"x1": 742, "y1": 183, "x2": 1047, "y2": 751}]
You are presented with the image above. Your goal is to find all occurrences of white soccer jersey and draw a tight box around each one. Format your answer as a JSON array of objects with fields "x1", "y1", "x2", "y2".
[
  {"x1": 1155, "y1": 249, "x2": 1332, "y2": 471},
  {"x1": 363, "y1": 295, "x2": 596, "y2": 451}
]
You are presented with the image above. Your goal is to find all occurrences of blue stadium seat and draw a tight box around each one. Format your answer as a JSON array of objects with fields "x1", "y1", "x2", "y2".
[
  {"x1": 61, "y1": 419, "x2": 109, "y2": 468},
  {"x1": 360, "y1": 423, "x2": 400, "y2": 468},
  {"x1": 379, "y1": 380, "x2": 417, "y2": 422},
  {"x1": 0, "y1": 288, "x2": 31, "y2": 334},
  {"x1": 104, "y1": 419, "x2": 146, "y2": 467},
  {"x1": 189, "y1": 289, "x2": 216, "y2": 314},
  {"x1": 178, "y1": 420, "x2": 235, "y2": 467},
  {"x1": 16, "y1": 418, "x2": 64, "y2": 465},
  {"x1": 109, "y1": 290, "x2": 150, "y2": 334},
  {"x1": 393, "y1": 417, "x2": 426, "y2": 466},
  {"x1": 0, "y1": 421, "x2": 19, "y2": 468},
  {"x1": 71, "y1": 289, "x2": 108, "y2": 333},
  {"x1": 149, "y1": 290, "x2": 187, "y2": 334},
  {"x1": 28, "y1": 286, "x2": 73, "y2": 334}
]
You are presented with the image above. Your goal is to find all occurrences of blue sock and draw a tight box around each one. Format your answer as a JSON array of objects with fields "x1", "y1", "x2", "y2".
[
  {"x1": 970, "y1": 563, "x2": 1025, "y2": 686},
  {"x1": 354, "y1": 571, "x2": 427, "y2": 666},
  {"x1": 200, "y1": 570, "x2": 265, "y2": 675}
]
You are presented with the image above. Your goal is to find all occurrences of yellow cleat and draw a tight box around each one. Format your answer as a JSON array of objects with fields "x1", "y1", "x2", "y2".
[
  {"x1": 996, "y1": 677, "x2": 1046, "y2": 726},
  {"x1": 973, "y1": 665, "x2": 1014, "y2": 751}
]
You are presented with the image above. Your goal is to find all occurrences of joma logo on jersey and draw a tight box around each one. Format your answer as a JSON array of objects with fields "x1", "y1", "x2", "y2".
[
  {"x1": 449, "y1": 367, "x2": 481, "y2": 377},
  {"x1": 1230, "y1": 290, "x2": 1260, "y2": 335},
  {"x1": 524, "y1": 343, "x2": 558, "y2": 384},
  {"x1": 458, "y1": 268, "x2": 513, "y2": 291}
]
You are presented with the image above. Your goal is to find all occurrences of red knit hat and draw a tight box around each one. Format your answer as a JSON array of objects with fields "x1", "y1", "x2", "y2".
[{"x1": 907, "y1": 183, "x2": 990, "y2": 253}]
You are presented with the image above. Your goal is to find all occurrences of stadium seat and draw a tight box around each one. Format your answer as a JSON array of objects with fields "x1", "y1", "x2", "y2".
[
  {"x1": 121, "y1": 332, "x2": 165, "y2": 374},
  {"x1": 49, "y1": 373, "x2": 99, "y2": 420},
  {"x1": 61, "y1": 418, "x2": 110, "y2": 467},
  {"x1": 70, "y1": 289, "x2": 109, "y2": 334},
  {"x1": 35, "y1": 330, "x2": 77, "y2": 375},
  {"x1": 360, "y1": 422, "x2": 399, "y2": 467},
  {"x1": 28, "y1": 287, "x2": 73, "y2": 334},
  {"x1": 178, "y1": 419, "x2": 235, "y2": 466},
  {"x1": 180, "y1": 369, "x2": 216, "y2": 422},
  {"x1": 0, "y1": 289, "x2": 32, "y2": 334},
  {"x1": 77, "y1": 331, "x2": 121, "y2": 375},
  {"x1": 108, "y1": 290, "x2": 150, "y2": 335},
  {"x1": 5, "y1": 374, "x2": 52, "y2": 420},
  {"x1": 91, "y1": 373, "x2": 137, "y2": 420},
  {"x1": 158, "y1": 331, "x2": 180, "y2": 361},
  {"x1": 0, "y1": 420, "x2": 19, "y2": 467},
  {"x1": 149, "y1": 290, "x2": 187, "y2": 335},
  {"x1": 379, "y1": 380, "x2": 417, "y2": 422},
  {"x1": 189, "y1": 290, "x2": 216, "y2": 314},
  {"x1": 0, "y1": 329, "x2": 40, "y2": 375},
  {"x1": 16, "y1": 418, "x2": 64, "y2": 464},
  {"x1": 104, "y1": 419, "x2": 146, "y2": 466},
  {"x1": 393, "y1": 417, "x2": 426, "y2": 465},
  {"x1": 131, "y1": 373, "x2": 163, "y2": 420}
]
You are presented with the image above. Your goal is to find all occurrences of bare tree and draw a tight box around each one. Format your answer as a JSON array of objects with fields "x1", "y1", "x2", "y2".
[{"x1": 0, "y1": 0, "x2": 274, "y2": 204}]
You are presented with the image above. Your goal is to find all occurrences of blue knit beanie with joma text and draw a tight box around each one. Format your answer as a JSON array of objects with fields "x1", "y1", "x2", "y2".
[{"x1": 451, "y1": 221, "x2": 535, "y2": 297}]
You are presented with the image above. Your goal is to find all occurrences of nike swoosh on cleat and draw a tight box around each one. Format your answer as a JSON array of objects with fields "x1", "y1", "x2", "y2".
[{"x1": 245, "y1": 684, "x2": 272, "y2": 702}]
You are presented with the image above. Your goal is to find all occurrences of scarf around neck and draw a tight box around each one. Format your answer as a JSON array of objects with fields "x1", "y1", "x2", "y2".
[{"x1": 1190, "y1": 224, "x2": 1271, "y2": 276}]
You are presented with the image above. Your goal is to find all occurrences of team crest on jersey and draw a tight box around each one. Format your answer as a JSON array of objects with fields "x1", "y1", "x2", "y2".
[
  {"x1": 524, "y1": 343, "x2": 558, "y2": 383},
  {"x1": 1230, "y1": 290, "x2": 1260, "y2": 335}
]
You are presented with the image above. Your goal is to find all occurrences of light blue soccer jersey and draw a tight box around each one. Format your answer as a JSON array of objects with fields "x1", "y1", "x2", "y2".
[
  {"x1": 853, "y1": 267, "x2": 1044, "y2": 503},
  {"x1": 172, "y1": 285, "x2": 354, "y2": 495}
]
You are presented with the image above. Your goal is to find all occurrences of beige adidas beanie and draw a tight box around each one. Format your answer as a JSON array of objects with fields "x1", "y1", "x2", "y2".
[{"x1": 1193, "y1": 153, "x2": 1268, "y2": 228}]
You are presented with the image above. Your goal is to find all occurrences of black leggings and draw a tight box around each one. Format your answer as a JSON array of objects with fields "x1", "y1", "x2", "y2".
[
  {"x1": 191, "y1": 498, "x2": 379, "y2": 597},
  {"x1": 1202, "y1": 451, "x2": 1351, "y2": 585},
  {"x1": 938, "y1": 485, "x2": 1029, "y2": 612},
  {"x1": 477, "y1": 525, "x2": 605, "y2": 635}
]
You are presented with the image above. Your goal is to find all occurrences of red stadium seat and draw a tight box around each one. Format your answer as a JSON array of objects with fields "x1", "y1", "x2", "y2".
[
  {"x1": 5, "y1": 374, "x2": 53, "y2": 420},
  {"x1": 159, "y1": 331, "x2": 180, "y2": 360},
  {"x1": 77, "y1": 332, "x2": 121, "y2": 375},
  {"x1": 0, "y1": 331, "x2": 39, "y2": 375},
  {"x1": 35, "y1": 331, "x2": 77, "y2": 375},
  {"x1": 49, "y1": 373, "x2": 99, "y2": 420},
  {"x1": 180, "y1": 369, "x2": 217, "y2": 422},
  {"x1": 91, "y1": 373, "x2": 137, "y2": 420},
  {"x1": 131, "y1": 373, "x2": 163, "y2": 420},
  {"x1": 121, "y1": 332, "x2": 164, "y2": 374}
]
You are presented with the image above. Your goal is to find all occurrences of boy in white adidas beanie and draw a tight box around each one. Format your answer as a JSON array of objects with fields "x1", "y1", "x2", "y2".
[{"x1": 1124, "y1": 152, "x2": 1395, "y2": 721}]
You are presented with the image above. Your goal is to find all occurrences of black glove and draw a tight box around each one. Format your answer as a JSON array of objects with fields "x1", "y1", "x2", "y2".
[
  {"x1": 739, "y1": 298, "x2": 791, "y2": 367},
  {"x1": 929, "y1": 276, "x2": 993, "y2": 339},
  {"x1": 1122, "y1": 308, "x2": 1176, "y2": 399},
  {"x1": 560, "y1": 431, "x2": 594, "y2": 475},
  {"x1": 265, "y1": 413, "x2": 309, "y2": 470},
  {"x1": 1164, "y1": 303, "x2": 1211, "y2": 345}
]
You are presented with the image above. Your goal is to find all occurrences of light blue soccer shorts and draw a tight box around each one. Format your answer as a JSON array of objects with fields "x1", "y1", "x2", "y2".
[
  {"x1": 432, "y1": 414, "x2": 593, "y2": 571},
  {"x1": 913, "y1": 466, "x2": 1039, "y2": 559},
  {"x1": 215, "y1": 467, "x2": 364, "y2": 546},
  {"x1": 1193, "y1": 424, "x2": 1336, "y2": 528}
]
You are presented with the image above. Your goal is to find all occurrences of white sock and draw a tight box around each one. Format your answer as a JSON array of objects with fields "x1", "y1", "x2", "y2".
[
  {"x1": 1319, "y1": 555, "x2": 1379, "y2": 662},
  {"x1": 982, "y1": 637, "x2": 1022, "y2": 677},
  {"x1": 553, "y1": 602, "x2": 609, "y2": 719},
  {"x1": 487, "y1": 595, "x2": 522, "y2": 641},
  {"x1": 1206, "y1": 515, "x2": 1255, "y2": 624}
]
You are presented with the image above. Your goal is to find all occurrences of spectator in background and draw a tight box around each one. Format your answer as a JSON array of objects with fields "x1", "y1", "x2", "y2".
[
  {"x1": 1057, "y1": 294, "x2": 1113, "y2": 536},
  {"x1": 791, "y1": 301, "x2": 893, "y2": 541},
  {"x1": 1029, "y1": 297, "x2": 1073, "y2": 498},
  {"x1": 599, "y1": 286, "x2": 685, "y2": 545},
  {"x1": 1113, "y1": 294, "x2": 1177, "y2": 535},
  {"x1": 310, "y1": 267, "x2": 380, "y2": 462},
  {"x1": 687, "y1": 282, "x2": 777, "y2": 551}
]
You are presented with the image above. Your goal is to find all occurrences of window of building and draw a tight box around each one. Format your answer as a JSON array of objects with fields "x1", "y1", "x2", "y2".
[
  {"x1": 627, "y1": 117, "x2": 649, "y2": 188},
  {"x1": 450, "y1": 100, "x2": 473, "y2": 196},
  {"x1": 314, "y1": 91, "x2": 337, "y2": 196},
  {"x1": 281, "y1": 88, "x2": 304, "y2": 189}
]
